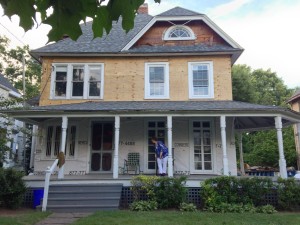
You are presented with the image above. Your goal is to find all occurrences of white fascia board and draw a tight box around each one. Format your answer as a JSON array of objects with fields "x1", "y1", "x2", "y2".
[
  {"x1": 122, "y1": 15, "x2": 243, "y2": 51},
  {"x1": 9, "y1": 90, "x2": 22, "y2": 98},
  {"x1": 122, "y1": 17, "x2": 157, "y2": 51},
  {"x1": 201, "y1": 15, "x2": 243, "y2": 49}
]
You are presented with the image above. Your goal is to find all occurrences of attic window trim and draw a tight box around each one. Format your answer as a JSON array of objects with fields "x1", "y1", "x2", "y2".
[{"x1": 163, "y1": 25, "x2": 195, "y2": 41}]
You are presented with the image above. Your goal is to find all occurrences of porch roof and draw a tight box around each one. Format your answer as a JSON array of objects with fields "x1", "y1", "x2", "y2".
[{"x1": 3, "y1": 101, "x2": 300, "y2": 131}]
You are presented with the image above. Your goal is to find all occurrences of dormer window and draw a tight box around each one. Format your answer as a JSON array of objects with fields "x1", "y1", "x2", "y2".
[{"x1": 164, "y1": 25, "x2": 195, "y2": 40}]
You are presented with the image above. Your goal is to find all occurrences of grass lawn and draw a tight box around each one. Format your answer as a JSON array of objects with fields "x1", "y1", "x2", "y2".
[
  {"x1": 73, "y1": 210, "x2": 300, "y2": 225},
  {"x1": 0, "y1": 208, "x2": 50, "y2": 225}
]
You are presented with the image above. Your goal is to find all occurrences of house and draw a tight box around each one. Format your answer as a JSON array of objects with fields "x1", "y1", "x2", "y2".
[
  {"x1": 3, "y1": 5, "x2": 300, "y2": 193},
  {"x1": 0, "y1": 73, "x2": 24, "y2": 168},
  {"x1": 287, "y1": 90, "x2": 300, "y2": 171}
]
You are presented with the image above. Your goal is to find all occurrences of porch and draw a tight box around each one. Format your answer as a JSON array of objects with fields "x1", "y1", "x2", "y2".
[{"x1": 23, "y1": 173, "x2": 221, "y2": 188}]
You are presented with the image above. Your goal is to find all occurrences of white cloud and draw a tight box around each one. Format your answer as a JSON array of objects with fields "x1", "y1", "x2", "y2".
[
  {"x1": 214, "y1": 1, "x2": 300, "y2": 88},
  {"x1": 208, "y1": 0, "x2": 253, "y2": 19},
  {"x1": 0, "y1": 7, "x2": 50, "y2": 49},
  {"x1": 145, "y1": 0, "x2": 182, "y2": 15}
]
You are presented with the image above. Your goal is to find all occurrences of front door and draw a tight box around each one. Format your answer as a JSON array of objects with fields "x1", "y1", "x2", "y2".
[
  {"x1": 190, "y1": 120, "x2": 213, "y2": 173},
  {"x1": 90, "y1": 122, "x2": 113, "y2": 172}
]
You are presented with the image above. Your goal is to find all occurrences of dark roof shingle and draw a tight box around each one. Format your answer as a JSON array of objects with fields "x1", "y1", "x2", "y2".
[
  {"x1": 157, "y1": 7, "x2": 203, "y2": 17},
  {"x1": 0, "y1": 74, "x2": 20, "y2": 94},
  {"x1": 26, "y1": 100, "x2": 288, "y2": 112}
]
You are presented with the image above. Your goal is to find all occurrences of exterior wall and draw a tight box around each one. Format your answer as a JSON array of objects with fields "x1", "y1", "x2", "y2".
[
  {"x1": 0, "y1": 87, "x2": 24, "y2": 169},
  {"x1": 39, "y1": 55, "x2": 232, "y2": 106},
  {"x1": 135, "y1": 21, "x2": 227, "y2": 47},
  {"x1": 33, "y1": 117, "x2": 237, "y2": 176}
]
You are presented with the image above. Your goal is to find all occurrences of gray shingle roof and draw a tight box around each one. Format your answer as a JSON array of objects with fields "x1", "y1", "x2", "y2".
[
  {"x1": 126, "y1": 44, "x2": 239, "y2": 53},
  {"x1": 24, "y1": 100, "x2": 290, "y2": 113},
  {"x1": 30, "y1": 7, "x2": 243, "y2": 58},
  {"x1": 0, "y1": 74, "x2": 20, "y2": 94},
  {"x1": 157, "y1": 7, "x2": 203, "y2": 17},
  {"x1": 4, "y1": 101, "x2": 300, "y2": 130},
  {"x1": 31, "y1": 14, "x2": 153, "y2": 55}
]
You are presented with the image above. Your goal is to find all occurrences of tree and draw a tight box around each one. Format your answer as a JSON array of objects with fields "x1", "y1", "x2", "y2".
[
  {"x1": 0, "y1": 0, "x2": 161, "y2": 43},
  {"x1": 232, "y1": 64, "x2": 257, "y2": 103},
  {"x1": 0, "y1": 35, "x2": 41, "y2": 99},
  {"x1": 232, "y1": 65, "x2": 297, "y2": 168},
  {"x1": 251, "y1": 69, "x2": 292, "y2": 107}
]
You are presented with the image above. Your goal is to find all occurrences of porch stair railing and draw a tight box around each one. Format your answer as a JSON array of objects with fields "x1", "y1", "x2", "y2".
[{"x1": 42, "y1": 159, "x2": 58, "y2": 212}]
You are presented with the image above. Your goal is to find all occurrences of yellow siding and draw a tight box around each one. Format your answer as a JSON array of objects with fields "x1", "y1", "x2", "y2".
[{"x1": 39, "y1": 56, "x2": 232, "y2": 106}]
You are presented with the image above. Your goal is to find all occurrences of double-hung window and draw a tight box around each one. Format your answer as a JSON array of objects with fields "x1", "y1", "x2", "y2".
[
  {"x1": 45, "y1": 124, "x2": 77, "y2": 158},
  {"x1": 188, "y1": 62, "x2": 214, "y2": 99},
  {"x1": 54, "y1": 66, "x2": 67, "y2": 97},
  {"x1": 52, "y1": 63, "x2": 104, "y2": 99},
  {"x1": 145, "y1": 62, "x2": 169, "y2": 99}
]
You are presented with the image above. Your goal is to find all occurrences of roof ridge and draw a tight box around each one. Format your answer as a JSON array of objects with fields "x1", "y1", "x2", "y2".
[{"x1": 156, "y1": 6, "x2": 203, "y2": 17}]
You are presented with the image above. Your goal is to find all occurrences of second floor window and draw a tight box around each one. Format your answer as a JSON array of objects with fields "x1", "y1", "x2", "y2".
[
  {"x1": 145, "y1": 62, "x2": 169, "y2": 99},
  {"x1": 51, "y1": 63, "x2": 104, "y2": 99},
  {"x1": 164, "y1": 25, "x2": 195, "y2": 41},
  {"x1": 188, "y1": 62, "x2": 214, "y2": 99}
]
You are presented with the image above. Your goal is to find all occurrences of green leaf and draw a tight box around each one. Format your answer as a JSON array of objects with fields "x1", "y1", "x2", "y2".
[
  {"x1": 1, "y1": 0, "x2": 36, "y2": 31},
  {"x1": 43, "y1": 0, "x2": 85, "y2": 42},
  {"x1": 93, "y1": 6, "x2": 112, "y2": 38}
]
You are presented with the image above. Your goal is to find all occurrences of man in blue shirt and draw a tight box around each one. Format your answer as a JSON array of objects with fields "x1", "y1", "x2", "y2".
[{"x1": 151, "y1": 136, "x2": 168, "y2": 176}]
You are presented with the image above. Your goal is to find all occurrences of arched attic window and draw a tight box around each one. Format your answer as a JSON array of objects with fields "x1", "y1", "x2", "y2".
[{"x1": 164, "y1": 25, "x2": 195, "y2": 41}]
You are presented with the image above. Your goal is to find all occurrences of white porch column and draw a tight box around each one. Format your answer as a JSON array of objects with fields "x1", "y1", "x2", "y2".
[
  {"x1": 58, "y1": 116, "x2": 68, "y2": 179},
  {"x1": 30, "y1": 125, "x2": 37, "y2": 169},
  {"x1": 113, "y1": 115, "x2": 120, "y2": 179},
  {"x1": 275, "y1": 116, "x2": 287, "y2": 178},
  {"x1": 167, "y1": 115, "x2": 173, "y2": 177},
  {"x1": 238, "y1": 133, "x2": 245, "y2": 176},
  {"x1": 220, "y1": 116, "x2": 229, "y2": 175}
]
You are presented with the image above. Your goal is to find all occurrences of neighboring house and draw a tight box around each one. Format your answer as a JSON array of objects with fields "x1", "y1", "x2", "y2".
[
  {"x1": 4, "y1": 5, "x2": 300, "y2": 180},
  {"x1": 287, "y1": 90, "x2": 300, "y2": 171},
  {"x1": 0, "y1": 73, "x2": 24, "y2": 168}
]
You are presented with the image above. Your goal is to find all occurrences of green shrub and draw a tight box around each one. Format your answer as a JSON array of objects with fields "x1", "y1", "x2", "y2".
[
  {"x1": 0, "y1": 168, "x2": 27, "y2": 209},
  {"x1": 205, "y1": 203, "x2": 256, "y2": 213},
  {"x1": 200, "y1": 176, "x2": 275, "y2": 212},
  {"x1": 130, "y1": 175, "x2": 159, "y2": 201},
  {"x1": 179, "y1": 202, "x2": 197, "y2": 212},
  {"x1": 154, "y1": 176, "x2": 187, "y2": 208},
  {"x1": 129, "y1": 200, "x2": 158, "y2": 211},
  {"x1": 130, "y1": 175, "x2": 187, "y2": 209},
  {"x1": 277, "y1": 178, "x2": 300, "y2": 211},
  {"x1": 256, "y1": 204, "x2": 277, "y2": 214}
]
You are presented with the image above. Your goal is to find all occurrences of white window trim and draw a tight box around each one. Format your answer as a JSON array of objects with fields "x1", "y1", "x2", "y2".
[
  {"x1": 50, "y1": 63, "x2": 104, "y2": 100},
  {"x1": 164, "y1": 25, "x2": 196, "y2": 41},
  {"x1": 188, "y1": 61, "x2": 214, "y2": 99},
  {"x1": 145, "y1": 62, "x2": 170, "y2": 99}
]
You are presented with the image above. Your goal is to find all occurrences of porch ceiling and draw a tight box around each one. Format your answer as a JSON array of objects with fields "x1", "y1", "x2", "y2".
[{"x1": 3, "y1": 100, "x2": 300, "y2": 131}]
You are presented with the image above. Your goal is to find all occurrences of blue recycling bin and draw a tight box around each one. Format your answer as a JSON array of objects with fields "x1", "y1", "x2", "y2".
[{"x1": 33, "y1": 189, "x2": 44, "y2": 208}]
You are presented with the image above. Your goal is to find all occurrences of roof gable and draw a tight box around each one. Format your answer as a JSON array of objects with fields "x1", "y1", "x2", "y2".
[{"x1": 30, "y1": 6, "x2": 243, "y2": 63}]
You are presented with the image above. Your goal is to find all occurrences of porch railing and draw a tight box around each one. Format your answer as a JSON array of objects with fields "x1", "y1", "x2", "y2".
[{"x1": 42, "y1": 159, "x2": 58, "y2": 212}]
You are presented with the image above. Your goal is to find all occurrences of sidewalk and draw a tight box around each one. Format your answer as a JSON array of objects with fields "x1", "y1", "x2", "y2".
[{"x1": 35, "y1": 212, "x2": 92, "y2": 225}]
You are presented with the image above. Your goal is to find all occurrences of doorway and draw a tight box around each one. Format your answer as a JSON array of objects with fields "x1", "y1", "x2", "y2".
[{"x1": 90, "y1": 122, "x2": 113, "y2": 172}]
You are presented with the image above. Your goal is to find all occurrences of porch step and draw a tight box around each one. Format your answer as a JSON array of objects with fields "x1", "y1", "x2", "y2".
[{"x1": 44, "y1": 183, "x2": 123, "y2": 212}]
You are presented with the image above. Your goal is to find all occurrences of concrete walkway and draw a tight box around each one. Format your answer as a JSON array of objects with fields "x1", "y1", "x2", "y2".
[{"x1": 35, "y1": 213, "x2": 92, "y2": 225}]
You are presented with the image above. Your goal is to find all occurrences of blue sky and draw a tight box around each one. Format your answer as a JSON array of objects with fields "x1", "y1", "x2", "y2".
[{"x1": 1, "y1": 0, "x2": 300, "y2": 88}]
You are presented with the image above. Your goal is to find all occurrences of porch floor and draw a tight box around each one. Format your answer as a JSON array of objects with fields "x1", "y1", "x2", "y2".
[{"x1": 23, "y1": 173, "x2": 219, "y2": 188}]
